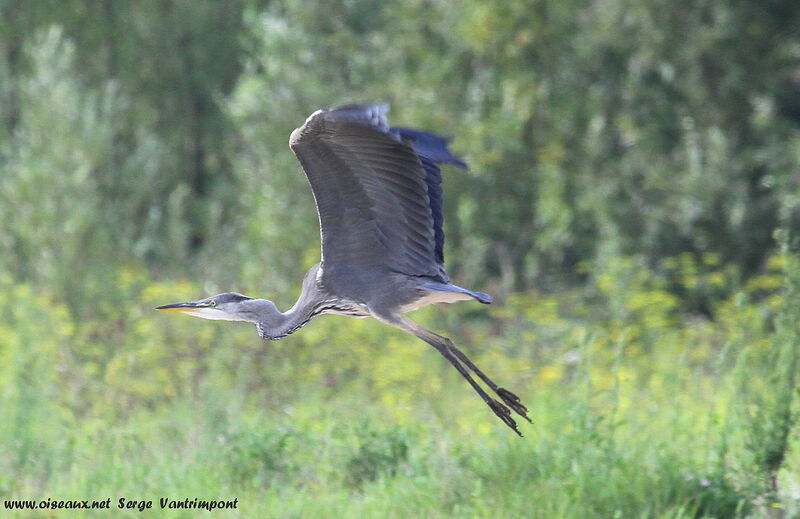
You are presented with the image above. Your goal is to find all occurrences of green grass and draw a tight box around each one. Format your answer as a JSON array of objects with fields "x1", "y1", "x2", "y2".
[{"x1": 1, "y1": 253, "x2": 799, "y2": 518}]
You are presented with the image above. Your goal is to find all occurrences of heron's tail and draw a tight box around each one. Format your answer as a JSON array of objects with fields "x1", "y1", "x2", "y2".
[
  {"x1": 421, "y1": 281, "x2": 492, "y2": 305},
  {"x1": 468, "y1": 290, "x2": 492, "y2": 304}
]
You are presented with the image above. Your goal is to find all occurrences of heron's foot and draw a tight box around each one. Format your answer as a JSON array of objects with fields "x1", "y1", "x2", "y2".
[
  {"x1": 488, "y1": 399, "x2": 522, "y2": 436},
  {"x1": 497, "y1": 387, "x2": 532, "y2": 423}
]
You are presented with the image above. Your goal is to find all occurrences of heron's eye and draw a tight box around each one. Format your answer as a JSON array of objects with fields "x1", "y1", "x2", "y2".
[{"x1": 209, "y1": 300, "x2": 217, "y2": 307}]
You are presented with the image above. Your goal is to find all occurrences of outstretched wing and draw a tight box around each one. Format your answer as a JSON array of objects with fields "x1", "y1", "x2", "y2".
[{"x1": 289, "y1": 103, "x2": 465, "y2": 279}]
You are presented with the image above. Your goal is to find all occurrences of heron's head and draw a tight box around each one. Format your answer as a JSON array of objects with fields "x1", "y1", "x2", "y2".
[{"x1": 155, "y1": 292, "x2": 273, "y2": 323}]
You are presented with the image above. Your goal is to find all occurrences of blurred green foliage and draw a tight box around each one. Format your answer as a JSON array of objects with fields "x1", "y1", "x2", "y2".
[{"x1": 1, "y1": 0, "x2": 800, "y2": 517}]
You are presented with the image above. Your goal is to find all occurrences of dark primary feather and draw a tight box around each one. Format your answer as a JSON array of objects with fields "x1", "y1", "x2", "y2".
[
  {"x1": 289, "y1": 103, "x2": 466, "y2": 279},
  {"x1": 391, "y1": 127, "x2": 466, "y2": 265},
  {"x1": 389, "y1": 127, "x2": 466, "y2": 167}
]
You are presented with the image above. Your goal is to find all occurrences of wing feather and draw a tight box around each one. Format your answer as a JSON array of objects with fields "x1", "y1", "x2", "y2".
[{"x1": 289, "y1": 104, "x2": 464, "y2": 279}]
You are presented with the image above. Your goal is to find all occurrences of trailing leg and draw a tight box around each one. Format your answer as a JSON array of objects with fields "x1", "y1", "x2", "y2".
[
  {"x1": 384, "y1": 315, "x2": 529, "y2": 435},
  {"x1": 448, "y1": 343, "x2": 531, "y2": 422}
]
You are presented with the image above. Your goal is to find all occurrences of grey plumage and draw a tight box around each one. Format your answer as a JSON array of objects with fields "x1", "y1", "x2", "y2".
[
  {"x1": 156, "y1": 103, "x2": 530, "y2": 435},
  {"x1": 290, "y1": 103, "x2": 445, "y2": 279}
]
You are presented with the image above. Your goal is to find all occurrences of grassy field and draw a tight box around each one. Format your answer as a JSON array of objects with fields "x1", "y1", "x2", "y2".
[{"x1": 1, "y1": 253, "x2": 798, "y2": 518}]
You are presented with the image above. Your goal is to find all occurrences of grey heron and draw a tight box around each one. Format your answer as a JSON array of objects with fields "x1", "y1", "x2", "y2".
[{"x1": 156, "y1": 103, "x2": 530, "y2": 435}]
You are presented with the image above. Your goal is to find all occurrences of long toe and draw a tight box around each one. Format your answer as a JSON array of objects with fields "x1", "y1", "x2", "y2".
[
  {"x1": 497, "y1": 387, "x2": 532, "y2": 423},
  {"x1": 488, "y1": 399, "x2": 522, "y2": 436}
]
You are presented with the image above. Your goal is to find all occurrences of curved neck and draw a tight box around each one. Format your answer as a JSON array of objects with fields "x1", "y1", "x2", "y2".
[
  {"x1": 256, "y1": 264, "x2": 326, "y2": 340},
  {"x1": 256, "y1": 297, "x2": 317, "y2": 340}
]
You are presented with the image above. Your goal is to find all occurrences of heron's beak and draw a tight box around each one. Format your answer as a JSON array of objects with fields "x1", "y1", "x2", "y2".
[
  {"x1": 155, "y1": 300, "x2": 245, "y2": 322},
  {"x1": 155, "y1": 301, "x2": 210, "y2": 312}
]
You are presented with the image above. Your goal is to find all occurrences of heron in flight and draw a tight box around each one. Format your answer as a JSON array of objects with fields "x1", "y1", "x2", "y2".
[{"x1": 156, "y1": 103, "x2": 530, "y2": 435}]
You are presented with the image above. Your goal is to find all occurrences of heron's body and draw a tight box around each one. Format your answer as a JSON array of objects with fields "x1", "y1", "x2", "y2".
[{"x1": 157, "y1": 104, "x2": 530, "y2": 434}]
